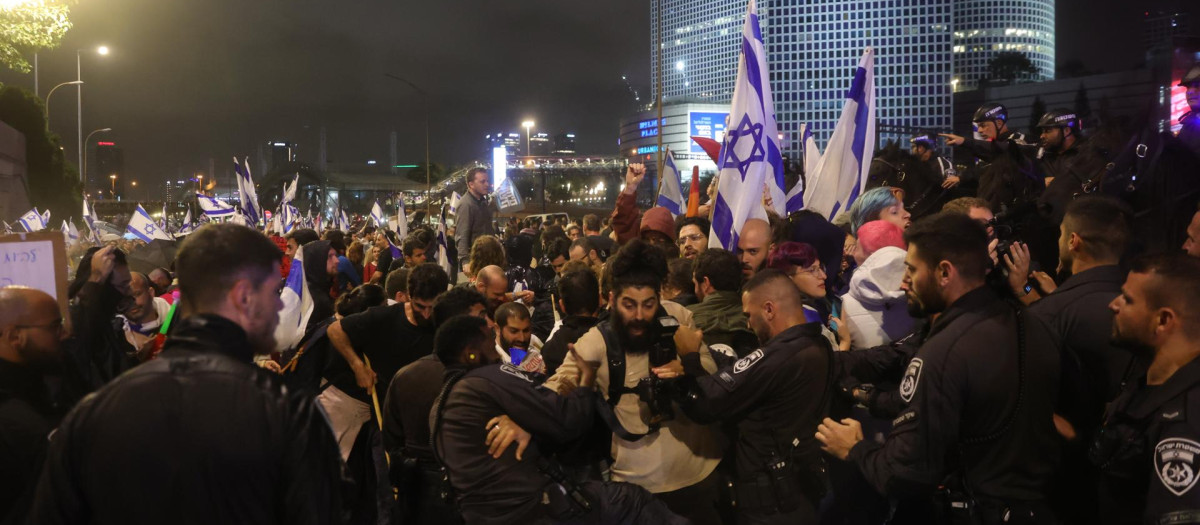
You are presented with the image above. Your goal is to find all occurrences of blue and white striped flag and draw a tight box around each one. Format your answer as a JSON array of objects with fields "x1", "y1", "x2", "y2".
[
  {"x1": 61, "y1": 220, "x2": 78, "y2": 245},
  {"x1": 785, "y1": 124, "x2": 820, "y2": 214},
  {"x1": 339, "y1": 209, "x2": 350, "y2": 232},
  {"x1": 803, "y1": 47, "x2": 876, "y2": 220},
  {"x1": 282, "y1": 175, "x2": 298, "y2": 205},
  {"x1": 82, "y1": 197, "x2": 100, "y2": 243},
  {"x1": 449, "y1": 192, "x2": 462, "y2": 215},
  {"x1": 233, "y1": 157, "x2": 263, "y2": 226},
  {"x1": 40, "y1": 209, "x2": 50, "y2": 226},
  {"x1": 273, "y1": 242, "x2": 313, "y2": 352},
  {"x1": 177, "y1": 207, "x2": 196, "y2": 235},
  {"x1": 396, "y1": 198, "x2": 408, "y2": 239},
  {"x1": 126, "y1": 204, "x2": 173, "y2": 242},
  {"x1": 370, "y1": 200, "x2": 384, "y2": 227},
  {"x1": 18, "y1": 208, "x2": 46, "y2": 232},
  {"x1": 657, "y1": 149, "x2": 685, "y2": 217},
  {"x1": 197, "y1": 193, "x2": 235, "y2": 217},
  {"x1": 282, "y1": 204, "x2": 298, "y2": 234},
  {"x1": 708, "y1": 0, "x2": 784, "y2": 250}
]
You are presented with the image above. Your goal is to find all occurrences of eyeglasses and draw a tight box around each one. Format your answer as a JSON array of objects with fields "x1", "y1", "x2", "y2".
[
  {"x1": 792, "y1": 264, "x2": 826, "y2": 277},
  {"x1": 676, "y1": 233, "x2": 706, "y2": 246},
  {"x1": 17, "y1": 318, "x2": 65, "y2": 335}
]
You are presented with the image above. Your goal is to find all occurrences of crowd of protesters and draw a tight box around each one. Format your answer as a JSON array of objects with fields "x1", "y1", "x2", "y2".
[{"x1": 3, "y1": 85, "x2": 1200, "y2": 525}]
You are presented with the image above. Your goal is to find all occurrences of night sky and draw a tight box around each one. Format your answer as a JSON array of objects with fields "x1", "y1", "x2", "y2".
[{"x1": 0, "y1": 0, "x2": 1165, "y2": 189}]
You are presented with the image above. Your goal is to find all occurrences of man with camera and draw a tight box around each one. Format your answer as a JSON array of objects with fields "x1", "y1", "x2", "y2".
[
  {"x1": 816, "y1": 212, "x2": 1061, "y2": 524},
  {"x1": 545, "y1": 239, "x2": 724, "y2": 525},
  {"x1": 654, "y1": 269, "x2": 834, "y2": 524}
]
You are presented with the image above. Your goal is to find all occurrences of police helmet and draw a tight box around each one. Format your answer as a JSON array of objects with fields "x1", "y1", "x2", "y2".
[
  {"x1": 972, "y1": 103, "x2": 1008, "y2": 123},
  {"x1": 1181, "y1": 64, "x2": 1200, "y2": 88},
  {"x1": 909, "y1": 135, "x2": 936, "y2": 149},
  {"x1": 1036, "y1": 109, "x2": 1080, "y2": 131}
]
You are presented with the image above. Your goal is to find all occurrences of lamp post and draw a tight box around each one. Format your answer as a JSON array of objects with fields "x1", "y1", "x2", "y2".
[
  {"x1": 45, "y1": 80, "x2": 82, "y2": 120},
  {"x1": 77, "y1": 45, "x2": 109, "y2": 183},
  {"x1": 383, "y1": 73, "x2": 432, "y2": 218},
  {"x1": 196, "y1": 174, "x2": 204, "y2": 194},
  {"x1": 81, "y1": 127, "x2": 112, "y2": 191},
  {"x1": 109, "y1": 174, "x2": 117, "y2": 200},
  {"x1": 522, "y1": 120, "x2": 535, "y2": 157}
]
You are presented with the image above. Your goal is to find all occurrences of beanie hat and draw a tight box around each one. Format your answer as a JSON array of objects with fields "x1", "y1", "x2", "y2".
[{"x1": 639, "y1": 206, "x2": 675, "y2": 240}]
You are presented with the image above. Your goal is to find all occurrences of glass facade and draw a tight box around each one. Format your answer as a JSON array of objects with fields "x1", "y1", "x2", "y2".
[{"x1": 651, "y1": 0, "x2": 1053, "y2": 155}]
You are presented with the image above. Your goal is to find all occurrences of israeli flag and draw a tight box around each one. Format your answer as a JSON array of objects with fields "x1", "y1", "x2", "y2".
[
  {"x1": 708, "y1": 0, "x2": 785, "y2": 250},
  {"x1": 2, "y1": 221, "x2": 11, "y2": 234},
  {"x1": 387, "y1": 234, "x2": 402, "y2": 259},
  {"x1": 126, "y1": 204, "x2": 173, "y2": 242},
  {"x1": 803, "y1": 47, "x2": 876, "y2": 220},
  {"x1": 449, "y1": 191, "x2": 462, "y2": 214},
  {"x1": 435, "y1": 207, "x2": 453, "y2": 277},
  {"x1": 396, "y1": 198, "x2": 409, "y2": 239},
  {"x1": 40, "y1": 209, "x2": 50, "y2": 225},
  {"x1": 197, "y1": 193, "x2": 235, "y2": 217},
  {"x1": 370, "y1": 200, "x2": 384, "y2": 227},
  {"x1": 177, "y1": 207, "x2": 196, "y2": 235},
  {"x1": 233, "y1": 157, "x2": 263, "y2": 226},
  {"x1": 61, "y1": 220, "x2": 78, "y2": 245},
  {"x1": 67, "y1": 220, "x2": 80, "y2": 243},
  {"x1": 282, "y1": 175, "x2": 298, "y2": 205},
  {"x1": 82, "y1": 197, "x2": 100, "y2": 243},
  {"x1": 273, "y1": 242, "x2": 314, "y2": 352},
  {"x1": 785, "y1": 124, "x2": 820, "y2": 214},
  {"x1": 18, "y1": 208, "x2": 46, "y2": 232},
  {"x1": 657, "y1": 149, "x2": 685, "y2": 217},
  {"x1": 339, "y1": 209, "x2": 350, "y2": 232},
  {"x1": 282, "y1": 204, "x2": 298, "y2": 234}
]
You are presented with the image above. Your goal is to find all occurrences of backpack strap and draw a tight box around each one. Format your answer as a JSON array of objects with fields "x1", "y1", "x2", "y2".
[{"x1": 594, "y1": 321, "x2": 659, "y2": 441}]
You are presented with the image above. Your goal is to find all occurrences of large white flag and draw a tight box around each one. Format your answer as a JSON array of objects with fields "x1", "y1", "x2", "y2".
[
  {"x1": 177, "y1": 207, "x2": 196, "y2": 235},
  {"x1": 282, "y1": 174, "x2": 298, "y2": 205},
  {"x1": 803, "y1": 47, "x2": 876, "y2": 220},
  {"x1": 785, "y1": 123, "x2": 822, "y2": 214},
  {"x1": 82, "y1": 197, "x2": 100, "y2": 243},
  {"x1": 234, "y1": 157, "x2": 263, "y2": 226},
  {"x1": 126, "y1": 204, "x2": 173, "y2": 242},
  {"x1": 396, "y1": 198, "x2": 409, "y2": 239},
  {"x1": 18, "y1": 208, "x2": 46, "y2": 232},
  {"x1": 370, "y1": 200, "x2": 384, "y2": 227},
  {"x1": 197, "y1": 193, "x2": 235, "y2": 217},
  {"x1": 274, "y1": 243, "x2": 314, "y2": 352},
  {"x1": 656, "y1": 149, "x2": 685, "y2": 217},
  {"x1": 709, "y1": 0, "x2": 785, "y2": 250}
]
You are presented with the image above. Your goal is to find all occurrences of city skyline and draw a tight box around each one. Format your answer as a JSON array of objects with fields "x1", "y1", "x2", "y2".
[{"x1": 0, "y1": 0, "x2": 1163, "y2": 189}]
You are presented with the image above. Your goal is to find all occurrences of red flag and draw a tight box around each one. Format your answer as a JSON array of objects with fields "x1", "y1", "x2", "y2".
[
  {"x1": 687, "y1": 165, "x2": 701, "y2": 217},
  {"x1": 690, "y1": 136, "x2": 722, "y2": 164}
]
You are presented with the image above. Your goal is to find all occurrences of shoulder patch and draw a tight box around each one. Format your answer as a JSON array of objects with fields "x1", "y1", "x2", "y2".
[
  {"x1": 892, "y1": 410, "x2": 917, "y2": 427},
  {"x1": 733, "y1": 349, "x2": 764, "y2": 374},
  {"x1": 1156, "y1": 438, "x2": 1200, "y2": 496},
  {"x1": 498, "y1": 363, "x2": 534, "y2": 383},
  {"x1": 898, "y1": 358, "x2": 924, "y2": 403}
]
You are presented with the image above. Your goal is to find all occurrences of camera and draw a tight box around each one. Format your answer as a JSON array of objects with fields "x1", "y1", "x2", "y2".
[{"x1": 634, "y1": 316, "x2": 680, "y2": 424}]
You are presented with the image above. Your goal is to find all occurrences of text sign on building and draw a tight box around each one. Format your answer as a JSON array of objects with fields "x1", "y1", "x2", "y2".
[{"x1": 689, "y1": 112, "x2": 728, "y2": 153}]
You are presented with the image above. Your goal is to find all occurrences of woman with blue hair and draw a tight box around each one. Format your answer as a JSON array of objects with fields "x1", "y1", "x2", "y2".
[{"x1": 848, "y1": 187, "x2": 912, "y2": 234}]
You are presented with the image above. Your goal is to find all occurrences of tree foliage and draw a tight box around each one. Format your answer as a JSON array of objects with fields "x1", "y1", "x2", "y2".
[
  {"x1": 987, "y1": 51, "x2": 1038, "y2": 83},
  {"x1": 1029, "y1": 96, "x2": 1046, "y2": 136},
  {"x1": 0, "y1": 85, "x2": 81, "y2": 222},
  {"x1": 0, "y1": 0, "x2": 75, "y2": 74},
  {"x1": 405, "y1": 163, "x2": 447, "y2": 185}
]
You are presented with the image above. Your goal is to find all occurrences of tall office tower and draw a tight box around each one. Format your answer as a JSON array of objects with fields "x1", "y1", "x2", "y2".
[
  {"x1": 650, "y1": 0, "x2": 746, "y2": 103},
  {"x1": 952, "y1": 0, "x2": 1055, "y2": 91}
]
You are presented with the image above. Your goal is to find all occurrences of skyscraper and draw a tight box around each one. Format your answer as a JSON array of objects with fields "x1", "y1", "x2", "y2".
[
  {"x1": 649, "y1": 0, "x2": 1053, "y2": 154},
  {"x1": 952, "y1": 0, "x2": 1055, "y2": 91}
]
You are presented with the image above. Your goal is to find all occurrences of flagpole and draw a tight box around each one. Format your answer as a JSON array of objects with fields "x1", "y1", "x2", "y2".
[
  {"x1": 655, "y1": 146, "x2": 668, "y2": 200},
  {"x1": 655, "y1": 0, "x2": 664, "y2": 180}
]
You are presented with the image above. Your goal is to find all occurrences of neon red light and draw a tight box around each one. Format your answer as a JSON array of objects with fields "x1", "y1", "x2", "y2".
[{"x1": 97, "y1": 141, "x2": 115, "y2": 146}]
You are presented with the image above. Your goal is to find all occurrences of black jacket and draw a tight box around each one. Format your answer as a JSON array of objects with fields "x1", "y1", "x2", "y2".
[
  {"x1": 1036, "y1": 138, "x2": 1109, "y2": 224},
  {"x1": 847, "y1": 286, "x2": 1061, "y2": 502},
  {"x1": 678, "y1": 323, "x2": 833, "y2": 482},
  {"x1": 833, "y1": 319, "x2": 929, "y2": 419},
  {"x1": 540, "y1": 315, "x2": 600, "y2": 376},
  {"x1": 961, "y1": 131, "x2": 1044, "y2": 211},
  {"x1": 0, "y1": 360, "x2": 60, "y2": 525},
  {"x1": 1092, "y1": 358, "x2": 1200, "y2": 524},
  {"x1": 61, "y1": 281, "x2": 137, "y2": 400},
  {"x1": 28, "y1": 314, "x2": 346, "y2": 525},
  {"x1": 433, "y1": 363, "x2": 597, "y2": 525}
]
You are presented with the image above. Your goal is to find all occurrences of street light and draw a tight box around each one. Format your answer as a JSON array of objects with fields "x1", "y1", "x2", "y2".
[
  {"x1": 196, "y1": 174, "x2": 204, "y2": 194},
  {"x1": 384, "y1": 73, "x2": 433, "y2": 217},
  {"x1": 109, "y1": 174, "x2": 117, "y2": 200},
  {"x1": 45, "y1": 80, "x2": 82, "y2": 120},
  {"x1": 81, "y1": 127, "x2": 112, "y2": 190},
  {"x1": 522, "y1": 120, "x2": 535, "y2": 157},
  {"x1": 77, "y1": 45, "x2": 110, "y2": 182}
]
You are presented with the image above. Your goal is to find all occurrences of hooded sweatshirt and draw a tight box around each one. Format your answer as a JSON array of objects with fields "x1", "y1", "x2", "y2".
[
  {"x1": 841, "y1": 246, "x2": 914, "y2": 350},
  {"x1": 301, "y1": 240, "x2": 336, "y2": 330}
]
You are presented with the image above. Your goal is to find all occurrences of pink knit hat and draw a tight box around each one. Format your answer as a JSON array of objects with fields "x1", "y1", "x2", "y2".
[
  {"x1": 640, "y1": 206, "x2": 676, "y2": 240},
  {"x1": 856, "y1": 220, "x2": 906, "y2": 258}
]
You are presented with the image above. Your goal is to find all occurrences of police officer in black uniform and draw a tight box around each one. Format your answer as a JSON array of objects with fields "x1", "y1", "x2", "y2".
[
  {"x1": 430, "y1": 314, "x2": 686, "y2": 525},
  {"x1": 941, "y1": 104, "x2": 1043, "y2": 212},
  {"x1": 907, "y1": 134, "x2": 962, "y2": 216},
  {"x1": 652, "y1": 269, "x2": 833, "y2": 524},
  {"x1": 1034, "y1": 110, "x2": 1109, "y2": 224},
  {"x1": 1091, "y1": 254, "x2": 1200, "y2": 524},
  {"x1": 817, "y1": 212, "x2": 1061, "y2": 524}
]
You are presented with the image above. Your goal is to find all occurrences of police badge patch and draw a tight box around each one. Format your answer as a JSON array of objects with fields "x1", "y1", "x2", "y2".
[
  {"x1": 898, "y1": 358, "x2": 924, "y2": 403},
  {"x1": 1156, "y1": 438, "x2": 1200, "y2": 496},
  {"x1": 733, "y1": 349, "x2": 764, "y2": 374}
]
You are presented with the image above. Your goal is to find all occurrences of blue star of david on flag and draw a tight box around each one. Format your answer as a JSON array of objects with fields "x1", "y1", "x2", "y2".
[{"x1": 722, "y1": 114, "x2": 767, "y2": 181}]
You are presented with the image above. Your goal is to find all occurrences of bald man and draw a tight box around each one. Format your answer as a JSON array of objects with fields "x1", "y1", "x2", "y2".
[
  {"x1": 737, "y1": 218, "x2": 775, "y2": 279},
  {"x1": 0, "y1": 287, "x2": 67, "y2": 523},
  {"x1": 654, "y1": 269, "x2": 833, "y2": 523}
]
